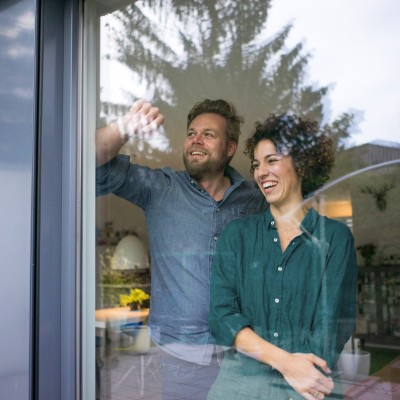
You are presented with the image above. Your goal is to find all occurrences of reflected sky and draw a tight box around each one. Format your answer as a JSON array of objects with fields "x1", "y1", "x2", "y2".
[
  {"x1": 265, "y1": 0, "x2": 400, "y2": 146},
  {"x1": 0, "y1": 5, "x2": 35, "y2": 166},
  {"x1": 100, "y1": 0, "x2": 400, "y2": 150}
]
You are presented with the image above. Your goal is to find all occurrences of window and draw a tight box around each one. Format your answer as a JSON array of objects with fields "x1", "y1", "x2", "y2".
[{"x1": 84, "y1": 1, "x2": 400, "y2": 399}]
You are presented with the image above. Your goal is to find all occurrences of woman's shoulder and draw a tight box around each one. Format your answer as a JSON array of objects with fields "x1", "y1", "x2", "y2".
[{"x1": 314, "y1": 211, "x2": 354, "y2": 238}]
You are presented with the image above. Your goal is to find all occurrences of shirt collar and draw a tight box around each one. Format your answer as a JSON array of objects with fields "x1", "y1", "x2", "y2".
[
  {"x1": 265, "y1": 207, "x2": 319, "y2": 234},
  {"x1": 225, "y1": 165, "x2": 245, "y2": 186}
]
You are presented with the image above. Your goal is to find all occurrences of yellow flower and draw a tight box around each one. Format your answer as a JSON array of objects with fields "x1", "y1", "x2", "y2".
[{"x1": 119, "y1": 288, "x2": 150, "y2": 306}]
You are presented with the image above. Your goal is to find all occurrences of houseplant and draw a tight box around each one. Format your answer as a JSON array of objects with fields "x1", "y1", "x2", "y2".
[
  {"x1": 119, "y1": 288, "x2": 150, "y2": 310},
  {"x1": 356, "y1": 243, "x2": 377, "y2": 267}
]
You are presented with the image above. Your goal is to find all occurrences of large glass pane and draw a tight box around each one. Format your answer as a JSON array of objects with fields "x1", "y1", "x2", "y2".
[
  {"x1": 0, "y1": 2, "x2": 36, "y2": 399},
  {"x1": 85, "y1": 1, "x2": 400, "y2": 399}
]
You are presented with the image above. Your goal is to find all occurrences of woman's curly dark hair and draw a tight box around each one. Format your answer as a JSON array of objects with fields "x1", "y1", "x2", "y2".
[{"x1": 244, "y1": 114, "x2": 335, "y2": 197}]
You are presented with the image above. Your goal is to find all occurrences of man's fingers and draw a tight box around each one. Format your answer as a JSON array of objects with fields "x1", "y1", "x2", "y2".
[
  {"x1": 129, "y1": 99, "x2": 146, "y2": 113},
  {"x1": 115, "y1": 100, "x2": 164, "y2": 138},
  {"x1": 141, "y1": 114, "x2": 164, "y2": 133}
]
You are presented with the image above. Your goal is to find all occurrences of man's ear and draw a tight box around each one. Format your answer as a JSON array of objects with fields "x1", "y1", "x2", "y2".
[{"x1": 227, "y1": 140, "x2": 237, "y2": 157}]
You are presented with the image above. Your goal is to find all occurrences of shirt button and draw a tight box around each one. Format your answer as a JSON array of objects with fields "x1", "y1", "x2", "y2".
[
  {"x1": 275, "y1": 298, "x2": 279, "y2": 303},
  {"x1": 277, "y1": 267, "x2": 283, "y2": 272},
  {"x1": 216, "y1": 208, "x2": 220, "y2": 212},
  {"x1": 214, "y1": 236, "x2": 218, "y2": 241},
  {"x1": 271, "y1": 221, "x2": 275, "y2": 226},
  {"x1": 273, "y1": 238, "x2": 278, "y2": 242},
  {"x1": 274, "y1": 332, "x2": 279, "y2": 337}
]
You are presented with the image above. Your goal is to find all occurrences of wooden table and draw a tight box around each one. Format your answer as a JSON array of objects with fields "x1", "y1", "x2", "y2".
[
  {"x1": 95, "y1": 307, "x2": 151, "y2": 399},
  {"x1": 95, "y1": 306, "x2": 150, "y2": 360},
  {"x1": 95, "y1": 306, "x2": 149, "y2": 329}
]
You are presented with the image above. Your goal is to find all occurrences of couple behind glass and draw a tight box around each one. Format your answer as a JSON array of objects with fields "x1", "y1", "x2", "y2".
[{"x1": 96, "y1": 100, "x2": 356, "y2": 400}]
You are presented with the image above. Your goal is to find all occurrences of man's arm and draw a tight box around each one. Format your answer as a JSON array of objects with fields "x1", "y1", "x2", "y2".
[{"x1": 95, "y1": 99, "x2": 164, "y2": 166}]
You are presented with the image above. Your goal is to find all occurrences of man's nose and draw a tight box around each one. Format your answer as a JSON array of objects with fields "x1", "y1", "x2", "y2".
[{"x1": 191, "y1": 132, "x2": 204, "y2": 143}]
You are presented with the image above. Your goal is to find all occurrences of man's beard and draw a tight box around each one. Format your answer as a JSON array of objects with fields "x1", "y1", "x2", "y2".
[{"x1": 183, "y1": 152, "x2": 230, "y2": 180}]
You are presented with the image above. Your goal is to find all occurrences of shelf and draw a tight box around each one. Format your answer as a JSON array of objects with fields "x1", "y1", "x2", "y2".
[
  {"x1": 357, "y1": 334, "x2": 400, "y2": 347},
  {"x1": 357, "y1": 266, "x2": 400, "y2": 345},
  {"x1": 99, "y1": 283, "x2": 150, "y2": 289}
]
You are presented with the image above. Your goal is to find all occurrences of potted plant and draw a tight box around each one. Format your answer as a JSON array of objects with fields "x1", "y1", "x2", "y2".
[
  {"x1": 338, "y1": 335, "x2": 370, "y2": 382},
  {"x1": 356, "y1": 243, "x2": 377, "y2": 267},
  {"x1": 119, "y1": 288, "x2": 150, "y2": 310}
]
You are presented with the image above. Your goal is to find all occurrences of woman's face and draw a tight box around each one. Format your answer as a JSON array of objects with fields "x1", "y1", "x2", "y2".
[{"x1": 252, "y1": 139, "x2": 302, "y2": 207}]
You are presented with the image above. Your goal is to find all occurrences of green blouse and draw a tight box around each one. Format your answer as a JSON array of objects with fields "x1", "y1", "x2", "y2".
[{"x1": 208, "y1": 208, "x2": 357, "y2": 400}]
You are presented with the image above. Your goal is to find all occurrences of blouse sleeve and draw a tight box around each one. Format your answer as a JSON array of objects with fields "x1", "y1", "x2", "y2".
[
  {"x1": 209, "y1": 221, "x2": 252, "y2": 347},
  {"x1": 306, "y1": 221, "x2": 358, "y2": 368}
]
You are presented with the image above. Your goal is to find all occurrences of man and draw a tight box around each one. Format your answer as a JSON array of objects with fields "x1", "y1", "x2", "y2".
[{"x1": 96, "y1": 99, "x2": 266, "y2": 399}]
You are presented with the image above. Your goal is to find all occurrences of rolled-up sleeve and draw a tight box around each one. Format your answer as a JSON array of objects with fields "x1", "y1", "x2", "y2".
[
  {"x1": 209, "y1": 222, "x2": 251, "y2": 347},
  {"x1": 96, "y1": 154, "x2": 171, "y2": 210},
  {"x1": 96, "y1": 155, "x2": 130, "y2": 196}
]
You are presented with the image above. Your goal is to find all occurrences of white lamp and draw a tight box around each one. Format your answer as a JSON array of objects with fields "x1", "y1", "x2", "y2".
[{"x1": 112, "y1": 235, "x2": 149, "y2": 270}]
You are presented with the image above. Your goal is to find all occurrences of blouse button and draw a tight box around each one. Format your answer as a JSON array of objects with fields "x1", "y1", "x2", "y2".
[
  {"x1": 277, "y1": 266, "x2": 282, "y2": 271},
  {"x1": 273, "y1": 238, "x2": 278, "y2": 242},
  {"x1": 273, "y1": 332, "x2": 279, "y2": 337},
  {"x1": 275, "y1": 298, "x2": 280, "y2": 303},
  {"x1": 271, "y1": 221, "x2": 275, "y2": 226}
]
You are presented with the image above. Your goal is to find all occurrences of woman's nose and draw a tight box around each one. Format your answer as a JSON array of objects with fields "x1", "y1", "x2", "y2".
[{"x1": 257, "y1": 163, "x2": 270, "y2": 176}]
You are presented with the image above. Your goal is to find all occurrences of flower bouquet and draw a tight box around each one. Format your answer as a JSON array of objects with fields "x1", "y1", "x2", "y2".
[{"x1": 120, "y1": 288, "x2": 150, "y2": 310}]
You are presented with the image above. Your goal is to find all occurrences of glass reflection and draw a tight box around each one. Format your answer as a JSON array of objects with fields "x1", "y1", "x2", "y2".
[{"x1": 92, "y1": 1, "x2": 400, "y2": 399}]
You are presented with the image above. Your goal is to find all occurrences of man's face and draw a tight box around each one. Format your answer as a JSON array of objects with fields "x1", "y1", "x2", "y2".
[{"x1": 183, "y1": 113, "x2": 237, "y2": 180}]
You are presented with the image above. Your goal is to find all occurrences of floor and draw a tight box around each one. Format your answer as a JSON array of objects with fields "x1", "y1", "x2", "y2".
[{"x1": 99, "y1": 347, "x2": 162, "y2": 400}]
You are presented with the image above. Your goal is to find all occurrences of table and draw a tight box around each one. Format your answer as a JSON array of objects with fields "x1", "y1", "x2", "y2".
[
  {"x1": 95, "y1": 307, "x2": 151, "y2": 399},
  {"x1": 95, "y1": 306, "x2": 150, "y2": 361},
  {"x1": 95, "y1": 306, "x2": 149, "y2": 329}
]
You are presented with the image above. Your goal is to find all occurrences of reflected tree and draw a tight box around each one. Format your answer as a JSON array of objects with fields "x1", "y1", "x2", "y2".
[{"x1": 102, "y1": 0, "x2": 354, "y2": 169}]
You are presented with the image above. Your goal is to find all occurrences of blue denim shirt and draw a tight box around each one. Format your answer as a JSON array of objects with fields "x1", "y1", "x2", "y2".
[{"x1": 96, "y1": 155, "x2": 267, "y2": 364}]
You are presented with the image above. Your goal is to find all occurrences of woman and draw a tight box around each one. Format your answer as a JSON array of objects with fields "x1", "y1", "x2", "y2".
[{"x1": 208, "y1": 114, "x2": 357, "y2": 400}]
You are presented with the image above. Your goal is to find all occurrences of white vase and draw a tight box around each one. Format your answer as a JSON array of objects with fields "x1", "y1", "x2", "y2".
[{"x1": 338, "y1": 350, "x2": 371, "y2": 381}]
